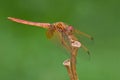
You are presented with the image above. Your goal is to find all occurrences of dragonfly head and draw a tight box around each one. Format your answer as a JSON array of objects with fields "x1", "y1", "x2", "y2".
[{"x1": 66, "y1": 26, "x2": 74, "y2": 35}]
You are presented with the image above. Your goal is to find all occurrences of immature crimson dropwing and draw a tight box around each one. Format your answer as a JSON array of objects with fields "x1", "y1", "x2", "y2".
[
  {"x1": 8, "y1": 17, "x2": 93, "y2": 54},
  {"x1": 8, "y1": 17, "x2": 93, "y2": 80}
]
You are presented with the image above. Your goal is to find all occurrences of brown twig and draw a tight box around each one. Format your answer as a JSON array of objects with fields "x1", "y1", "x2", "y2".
[
  {"x1": 63, "y1": 47, "x2": 79, "y2": 80},
  {"x1": 63, "y1": 59, "x2": 74, "y2": 80},
  {"x1": 70, "y1": 47, "x2": 79, "y2": 80}
]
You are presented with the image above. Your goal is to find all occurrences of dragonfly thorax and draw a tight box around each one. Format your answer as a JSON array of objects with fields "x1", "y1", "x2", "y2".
[{"x1": 53, "y1": 22, "x2": 67, "y2": 32}]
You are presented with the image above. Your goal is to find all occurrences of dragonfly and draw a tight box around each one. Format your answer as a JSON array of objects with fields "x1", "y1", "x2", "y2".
[
  {"x1": 8, "y1": 17, "x2": 93, "y2": 80},
  {"x1": 8, "y1": 17, "x2": 93, "y2": 54}
]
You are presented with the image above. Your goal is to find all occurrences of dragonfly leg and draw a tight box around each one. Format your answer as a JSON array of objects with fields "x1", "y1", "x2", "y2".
[
  {"x1": 75, "y1": 30, "x2": 93, "y2": 40},
  {"x1": 59, "y1": 34, "x2": 72, "y2": 52},
  {"x1": 61, "y1": 38, "x2": 72, "y2": 52},
  {"x1": 81, "y1": 44, "x2": 90, "y2": 55}
]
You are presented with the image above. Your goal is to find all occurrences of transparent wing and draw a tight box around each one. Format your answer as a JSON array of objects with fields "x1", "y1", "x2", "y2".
[{"x1": 46, "y1": 29, "x2": 55, "y2": 39}]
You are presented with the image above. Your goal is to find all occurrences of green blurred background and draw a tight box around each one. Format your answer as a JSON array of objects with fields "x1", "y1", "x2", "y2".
[{"x1": 0, "y1": 0, "x2": 120, "y2": 80}]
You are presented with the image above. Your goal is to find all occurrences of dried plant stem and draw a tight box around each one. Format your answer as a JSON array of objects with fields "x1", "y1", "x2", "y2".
[
  {"x1": 70, "y1": 47, "x2": 79, "y2": 80},
  {"x1": 63, "y1": 59, "x2": 74, "y2": 80},
  {"x1": 63, "y1": 48, "x2": 79, "y2": 80}
]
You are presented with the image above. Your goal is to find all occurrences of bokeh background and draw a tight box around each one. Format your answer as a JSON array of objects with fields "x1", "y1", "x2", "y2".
[{"x1": 0, "y1": 0, "x2": 120, "y2": 80}]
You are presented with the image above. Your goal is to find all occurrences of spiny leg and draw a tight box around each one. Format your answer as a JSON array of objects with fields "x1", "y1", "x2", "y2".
[
  {"x1": 81, "y1": 44, "x2": 90, "y2": 56},
  {"x1": 59, "y1": 33, "x2": 72, "y2": 53},
  {"x1": 75, "y1": 30, "x2": 93, "y2": 40}
]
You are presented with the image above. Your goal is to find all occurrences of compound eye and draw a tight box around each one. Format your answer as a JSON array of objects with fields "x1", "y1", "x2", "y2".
[{"x1": 67, "y1": 26, "x2": 74, "y2": 32}]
